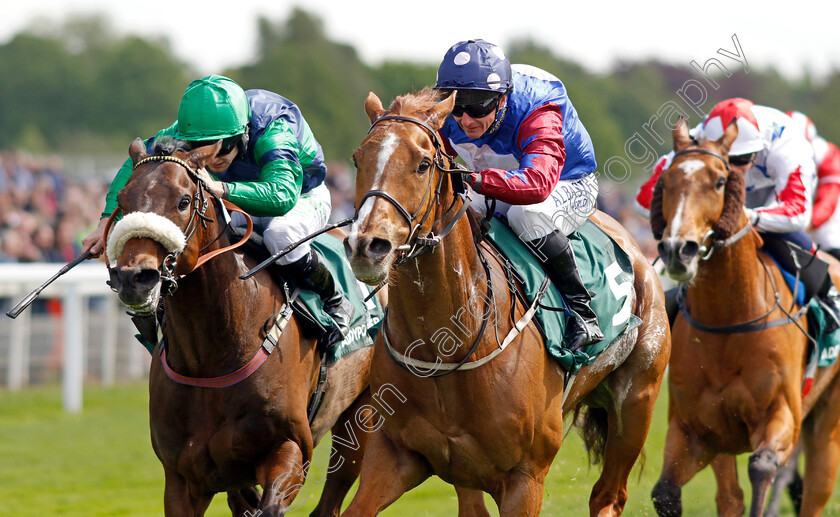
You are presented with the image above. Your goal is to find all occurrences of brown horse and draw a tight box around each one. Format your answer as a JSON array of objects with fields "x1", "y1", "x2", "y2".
[
  {"x1": 649, "y1": 120, "x2": 840, "y2": 516},
  {"x1": 341, "y1": 89, "x2": 671, "y2": 516},
  {"x1": 106, "y1": 138, "x2": 377, "y2": 516}
]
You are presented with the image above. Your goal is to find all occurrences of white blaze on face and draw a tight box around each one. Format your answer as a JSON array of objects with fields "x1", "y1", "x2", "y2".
[
  {"x1": 349, "y1": 133, "x2": 401, "y2": 247},
  {"x1": 669, "y1": 194, "x2": 686, "y2": 241},
  {"x1": 677, "y1": 159, "x2": 705, "y2": 176}
]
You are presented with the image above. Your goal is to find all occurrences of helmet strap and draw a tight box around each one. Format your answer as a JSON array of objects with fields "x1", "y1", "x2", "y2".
[
  {"x1": 483, "y1": 93, "x2": 508, "y2": 137},
  {"x1": 237, "y1": 126, "x2": 250, "y2": 157}
]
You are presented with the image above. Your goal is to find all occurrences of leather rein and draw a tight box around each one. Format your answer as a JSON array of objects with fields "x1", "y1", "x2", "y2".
[
  {"x1": 362, "y1": 115, "x2": 539, "y2": 377},
  {"x1": 669, "y1": 148, "x2": 812, "y2": 338},
  {"x1": 103, "y1": 154, "x2": 253, "y2": 294}
]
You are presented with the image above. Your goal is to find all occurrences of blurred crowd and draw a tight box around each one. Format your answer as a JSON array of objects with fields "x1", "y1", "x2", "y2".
[
  {"x1": 0, "y1": 152, "x2": 108, "y2": 263},
  {"x1": 0, "y1": 153, "x2": 658, "y2": 264}
]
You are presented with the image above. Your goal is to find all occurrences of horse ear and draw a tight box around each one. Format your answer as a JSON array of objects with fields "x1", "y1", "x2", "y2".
[
  {"x1": 672, "y1": 118, "x2": 692, "y2": 152},
  {"x1": 365, "y1": 92, "x2": 386, "y2": 124},
  {"x1": 715, "y1": 120, "x2": 740, "y2": 156},
  {"x1": 427, "y1": 90, "x2": 456, "y2": 130},
  {"x1": 128, "y1": 138, "x2": 148, "y2": 165}
]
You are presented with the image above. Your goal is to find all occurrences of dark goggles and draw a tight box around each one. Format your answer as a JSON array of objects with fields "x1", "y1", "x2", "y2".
[
  {"x1": 451, "y1": 95, "x2": 501, "y2": 119},
  {"x1": 728, "y1": 153, "x2": 756, "y2": 166},
  {"x1": 187, "y1": 135, "x2": 240, "y2": 155}
]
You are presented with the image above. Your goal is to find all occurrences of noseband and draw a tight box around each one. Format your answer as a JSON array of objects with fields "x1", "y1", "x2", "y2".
[
  {"x1": 104, "y1": 154, "x2": 252, "y2": 295},
  {"x1": 358, "y1": 115, "x2": 472, "y2": 263}
]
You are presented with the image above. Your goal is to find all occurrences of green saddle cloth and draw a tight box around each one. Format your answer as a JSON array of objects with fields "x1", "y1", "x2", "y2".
[
  {"x1": 807, "y1": 298, "x2": 840, "y2": 367},
  {"x1": 296, "y1": 233, "x2": 384, "y2": 364},
  {"x1": 485, "y1": 218, "x2": 642, "y2": 372}
]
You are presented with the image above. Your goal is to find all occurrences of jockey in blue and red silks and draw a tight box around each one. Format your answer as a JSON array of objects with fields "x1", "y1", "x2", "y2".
[
  {"x1": 636, "y1": 98, "x2": 840, "y2": 332},
  {"x1": 434, "y1": 38, "x2": 602, "y2": 351}
]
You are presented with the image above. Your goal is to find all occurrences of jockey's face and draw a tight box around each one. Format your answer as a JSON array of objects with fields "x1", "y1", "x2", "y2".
[
  {"x1": 728, "y1": 153, "x2": 755, "y2": 175},
  {"x1": 453, "y1": 95, "x2": 505, "y2": 139},
  {"x1": 207, "y1": 145, "x2": 238, "y2": 174}
]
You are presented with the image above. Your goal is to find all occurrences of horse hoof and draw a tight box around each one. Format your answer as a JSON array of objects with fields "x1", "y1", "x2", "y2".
[{"x1": 651, "y1": 480, "x2": 682, "y2": 516}]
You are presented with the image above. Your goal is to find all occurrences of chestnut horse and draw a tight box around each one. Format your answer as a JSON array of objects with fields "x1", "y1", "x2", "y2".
[
  {"x1": 106, "y1": 138, "x2": 376, "y2": 516},
  {"x1": 649, "y1": 120, "x2": 840, "y2": 516},
  {"x1": 341, "y1": 89, "x2": 671, "y2": 516}
]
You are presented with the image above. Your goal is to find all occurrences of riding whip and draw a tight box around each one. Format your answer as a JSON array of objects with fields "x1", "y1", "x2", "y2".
[
  {"x1": 5, "y1": 249, "x2": 94, "y2": 319},
  {"x1": 239, "y1": 217, "x2": 354, "y2": 280}
]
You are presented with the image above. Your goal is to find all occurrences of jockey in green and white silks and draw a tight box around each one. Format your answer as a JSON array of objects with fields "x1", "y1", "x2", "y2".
[{"x1": 94, "y1": 75, "x2": 353, "y2": 342}]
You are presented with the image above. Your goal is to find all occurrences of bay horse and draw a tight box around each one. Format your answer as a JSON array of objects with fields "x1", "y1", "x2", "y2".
[
  {"x1": 106, "y1": 138, "x2": 376, "y2": 516},
  {"x1": 341, "y1": 89, "x2": 671, "y2": 516},
  {"x1": 649, "y1": 120, "x2": 840, "y2": 516}
]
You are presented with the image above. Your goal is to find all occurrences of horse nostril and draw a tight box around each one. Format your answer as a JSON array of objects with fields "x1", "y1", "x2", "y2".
[
  {"x1": 132, "y1": 269, "x2": 161, "y2": 290},
  {"x1": 657, "y1": 241, "x2": 672, "y2": 263},
  {"x1": 343, "y1": 236, "x2": 353, "y2": 260},
  {"x1": 367, "y1": 238, "x2": 392, "y2": 259},
  {"x1": 680, "y1": 241, "x2": 700, "y2": 260}
]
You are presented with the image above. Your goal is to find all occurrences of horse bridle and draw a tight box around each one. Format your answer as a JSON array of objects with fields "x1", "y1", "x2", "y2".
[
  {"x1": 669, "y1": 147, "x2": 750, "y2": 260},
  {"x1": 104, "y1": 154, "x2": 252, "y2": 295},
  {"x1": 358, "y1": 115, "x2": 473, "y2": 264}
]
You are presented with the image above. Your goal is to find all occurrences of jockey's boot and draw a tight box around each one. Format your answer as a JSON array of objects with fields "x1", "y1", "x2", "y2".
[
  {"x1": 282, "y1": 249, "x2": 355, "y2": 344},
  {"x1": 528, "y1": 230, "x2": 604, "y2": 351}
]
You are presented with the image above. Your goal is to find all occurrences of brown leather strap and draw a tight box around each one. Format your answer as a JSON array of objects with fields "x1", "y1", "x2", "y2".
[
  {"x1": 189, "y1": 199, "x2": 253, "y2": 273},
  {"x1": 101, "y1": 208, "x2": 123, "y2": 268}
]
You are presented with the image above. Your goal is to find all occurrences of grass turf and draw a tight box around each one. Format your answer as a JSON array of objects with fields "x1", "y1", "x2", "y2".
[{"x1": 0, "y1": 381, "x2": 837, "y2": 516}]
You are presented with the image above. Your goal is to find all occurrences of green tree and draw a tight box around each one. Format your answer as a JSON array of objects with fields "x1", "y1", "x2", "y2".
[{"x1": 232, "y1": 9, "x2": 376, "y2": 164}]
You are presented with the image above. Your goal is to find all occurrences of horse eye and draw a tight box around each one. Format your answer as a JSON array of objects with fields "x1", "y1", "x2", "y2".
[
  {"x1": 715, "y1": 177, "x2": 726, "y2": 191},
  {"x1": 418, "y1": 160, "x2": 431, "y2": 174},
  {"x1": 178, "y1": 195, "x2": 191, "y2": 211}
]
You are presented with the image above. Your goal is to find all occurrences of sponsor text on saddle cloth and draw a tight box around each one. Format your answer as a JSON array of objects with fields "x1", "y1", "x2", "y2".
[
  {"x1": 486, "y1": 218, "x2": 641, "y2": 372},
  {"x1": 297, "y1": 233, "x2": 384, "y2": 363}
]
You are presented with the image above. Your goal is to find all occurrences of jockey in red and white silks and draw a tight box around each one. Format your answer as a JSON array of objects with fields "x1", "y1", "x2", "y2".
[
  {"x1": 636, "y1": 99, "x2": 816, "y2": 241},
  {"x1": 787, "y1": 110, "x2": 840, "y2": 259}
]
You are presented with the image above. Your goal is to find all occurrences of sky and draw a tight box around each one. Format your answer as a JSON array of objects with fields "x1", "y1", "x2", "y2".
[{"x1": 3, "y1": 0, "x2": 839, "y2": 81}]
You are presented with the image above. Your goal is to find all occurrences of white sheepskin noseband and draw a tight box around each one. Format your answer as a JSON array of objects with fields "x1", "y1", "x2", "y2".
[{"x1": 106, "y1": 212, "x2": 187, "y2": 264}]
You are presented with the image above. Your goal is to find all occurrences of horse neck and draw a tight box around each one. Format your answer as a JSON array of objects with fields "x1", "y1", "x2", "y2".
[
  {"x1": 686, "y1": 230, "x2": 771, "y2": 324},
  {"x1": 386, "y1": 210, "x2": 490, "y2": 359},
  {"x1": 162, "y1": 213, "x2": 266, "y2": 369}
]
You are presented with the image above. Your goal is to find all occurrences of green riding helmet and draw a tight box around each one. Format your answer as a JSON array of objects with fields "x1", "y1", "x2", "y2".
[{"x1": 177, "y1": 75, "x2": 250, "y2": 141}]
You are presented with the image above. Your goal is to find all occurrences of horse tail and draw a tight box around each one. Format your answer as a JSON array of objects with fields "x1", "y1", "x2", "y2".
[{"x1": 575, "y1": 405, "x2": 609, "y2": 465}]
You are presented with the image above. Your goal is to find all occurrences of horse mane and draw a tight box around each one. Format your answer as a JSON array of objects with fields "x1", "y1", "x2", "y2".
[
  {"x1": 711, "y1": 168, "x2": 745, "y2": 239},
  {"x1": 388, "y1": 87, "x2": 442, "y2": 117},
  {"x1": 649, "y1": 177, "x2": 667, "y2": 241},
  {"x1": 649, "y1": 158, "x2": 746, "y2": 241},
  {"x1": 152, "y1": 135, "x2": 191, "y2": 156}
]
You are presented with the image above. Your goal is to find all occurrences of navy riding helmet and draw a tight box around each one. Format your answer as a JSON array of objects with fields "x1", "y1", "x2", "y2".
[{"x1": 435, "y1": 39, "x2": 512, "y2": 96}]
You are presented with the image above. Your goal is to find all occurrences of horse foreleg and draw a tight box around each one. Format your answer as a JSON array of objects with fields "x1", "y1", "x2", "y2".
[
  {"x1": 340, "y1": 430, "x2": 431, "y2": 516},
  {"x1": 748, "y1": 408, "x2": 797, "y2": 517},
  {"x1": 227, "y1": 487, "x2": 261, "y2": 516},
  {"x1": 455, "y1": 485, "x2": 492, "y2": 517},
  {"x1": 310, "y1": 391, "x2": 374, "y2": 517},
  {"x1": 162, "y1": 468, "x2": 212, "y2": 517},
  {"x1": 257, "y1": 438, "x2": 314, "y2": 516},
  {"x1": 491, "y1": 467, "x2": 548, "y2": 517},
  {"x1": 709, "y1": 454, "x2": 745, "y2": 517},
  {"x1": 798, "y1": 397, "x2": 840, "y2": 517},
  {"x1": 652, "y1": 416, "x2": 715, "y2": 516},
  {"x1": 764, "y1": 441, "x2": 802, "y2": 517}
]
